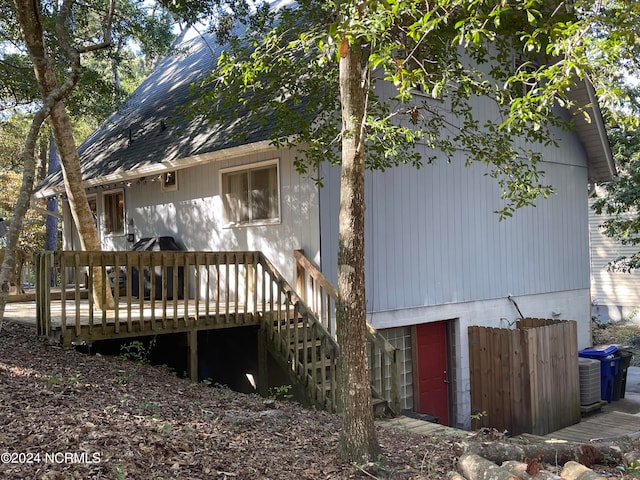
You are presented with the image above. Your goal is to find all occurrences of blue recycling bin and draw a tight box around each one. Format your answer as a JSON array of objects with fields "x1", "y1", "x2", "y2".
[{"x1": 579, "y1": 345, "x2": 620, "y2": 403}]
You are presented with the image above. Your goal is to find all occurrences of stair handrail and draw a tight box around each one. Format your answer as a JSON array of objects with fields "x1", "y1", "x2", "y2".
[
  {"x1": 257, "y1": 252, "x2": 341, "y2": 412},
  {"x1": 293, "y1": 249, "x2": 339, "y2": 335},
  {"x1": 259, "y1": 252, "x2": 338, "y2": 349},
  {"x1": 293, "y1": 249, "x2": 401, "y2": 414}
]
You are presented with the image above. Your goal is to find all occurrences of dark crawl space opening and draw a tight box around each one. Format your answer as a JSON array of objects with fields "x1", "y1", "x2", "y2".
[{"x1": 73, "y1": 327, "x2": 301, "y2": 400}]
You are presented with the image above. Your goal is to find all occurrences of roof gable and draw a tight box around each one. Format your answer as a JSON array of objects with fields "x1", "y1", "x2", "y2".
[{"x1": 37, "y1": 33, "x2": 283, "y2": 196}]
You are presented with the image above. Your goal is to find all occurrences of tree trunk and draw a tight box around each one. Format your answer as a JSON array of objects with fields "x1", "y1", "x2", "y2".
[
  {"x1": 455, "y1": 440, "x2": 622, "y2": 468},
  {"x1": 0, "y1": 111, "x2": 47, "y2": 330},
  {"x1": 458, "y1": 454, "x2": 523, "y2": 480},
  {"x1": 336, "y1": 37, "x2": 379, "y2": 463},
  {"x1": 501, "y1": 460, "x2": 534, "y2": 479},
  {"x1": 500, "y1": 460, "x2": 562, "y2": 480},
  {"x1": 46, "y1": 136, "x2": 60, "y2": 286},
  {"x1": 45, "y1": 137, "x2": 59, "y2": 230},
  {"x1": 11, "y1": 0, "x2": 113, "y2": 310},
  {"x1": 50, "y1": 99, "x2": 114, "y2": 310},
  {"x1": 111, "y1": 42, "x2": 123, "y2": 103},
  {"x1": 447, "y1": 472, "x2": 467, "y2": 480},
  {"x1": 561, "y1": 461, "x2": 607, "y2": 480}
]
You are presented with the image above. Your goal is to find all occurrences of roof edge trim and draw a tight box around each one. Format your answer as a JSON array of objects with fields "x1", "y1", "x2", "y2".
[
  {"x1": 585, "y1": 79, "x2": 617, "y2": 181},
  {"x1": 34, "y1": 139, "x2": 280, "y2": 199}
]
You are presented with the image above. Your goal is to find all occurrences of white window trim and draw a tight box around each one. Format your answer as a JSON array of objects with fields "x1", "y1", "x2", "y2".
[
  {"x1": 219, "y1": 159, "x2": 281, "y2": 228},
  {"x1": 102, "y1": 188, "x2": 125, "y2": 236}
]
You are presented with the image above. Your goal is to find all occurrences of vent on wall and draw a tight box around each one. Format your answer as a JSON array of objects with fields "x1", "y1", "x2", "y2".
[
  {"x1": 579, "y1": 357, "x2": 601, "y2": 405},
  {"x1": 161, "y1": 171, "x2": 178, "y2": 192}
]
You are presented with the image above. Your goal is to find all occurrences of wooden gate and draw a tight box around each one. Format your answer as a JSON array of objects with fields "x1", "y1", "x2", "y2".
[{"x1": 468, "y1": 318, "x2": 580, "y2": 436}]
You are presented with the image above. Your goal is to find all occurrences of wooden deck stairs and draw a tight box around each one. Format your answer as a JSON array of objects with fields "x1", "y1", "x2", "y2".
[
  {"x1": 30, "y1": 249, "x2": 400, "y2": 415},
  {"x1": 288, "y1": 250, "x2": 401, "y2": 415}
]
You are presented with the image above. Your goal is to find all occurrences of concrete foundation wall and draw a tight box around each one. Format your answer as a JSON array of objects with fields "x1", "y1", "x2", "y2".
[{"x1": 372, "y1": 288, "x2": 590, "y2": 430}]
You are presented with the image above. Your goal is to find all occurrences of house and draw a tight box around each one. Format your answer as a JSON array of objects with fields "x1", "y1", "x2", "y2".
[
  {"x1": 589, "y1": 186, "x2": 640, "y2": 323},
  {"x1": 35, "y1": 32, "x2": 615, "y2": 430}
]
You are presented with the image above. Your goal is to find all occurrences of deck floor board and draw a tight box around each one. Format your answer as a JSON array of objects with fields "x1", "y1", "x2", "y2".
[
  {"x1": 5, "y1": 297, "x2": 266, "y2": 344},
  {"x1": 545, "y1": 410, "x2": 640, "y2": 443}
]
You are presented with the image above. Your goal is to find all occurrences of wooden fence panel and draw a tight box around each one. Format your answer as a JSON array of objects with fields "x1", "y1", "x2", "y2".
[
  {"x1": 496, "y1": 328, "x2": 511, "y2": 432},
  {"x1": 468, "y1": 326, "x2": 484, "y2": 429},
  {"x1": 469, "y1": 318, "x2": 580, "y2": 436},
  {"x1": 510, "y1": 326, "x2": 530, "y2": 435}
]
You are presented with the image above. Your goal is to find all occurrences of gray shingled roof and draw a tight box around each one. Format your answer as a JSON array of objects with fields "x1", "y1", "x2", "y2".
[
  {"x1": 36, "y1": 32, "x2": 286, "y2": 197},
  {"x1": 35, "y1": 34, "x2": 616, "y2": 198}
]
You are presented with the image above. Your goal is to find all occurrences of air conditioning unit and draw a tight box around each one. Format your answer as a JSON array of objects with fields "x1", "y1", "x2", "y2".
[{"x1": 579, "y1": 357, "x2": 601, "y2": 406}]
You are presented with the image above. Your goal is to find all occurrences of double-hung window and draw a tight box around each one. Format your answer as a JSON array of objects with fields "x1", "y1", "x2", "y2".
[
  {"x1": 221, "y1": 160, "x2": 280, "y2": 226},
  {"x1": 103, "y1": 189, "x2": 125, "y2": 235}
]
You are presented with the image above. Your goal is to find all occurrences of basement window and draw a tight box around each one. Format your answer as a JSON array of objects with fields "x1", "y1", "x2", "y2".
[
  {"x1": 221, "y1": 160, "x2": 280, "y2": 226},
  {"x1": 103, "y1": 189, "x2": 125, "y2": 235}
]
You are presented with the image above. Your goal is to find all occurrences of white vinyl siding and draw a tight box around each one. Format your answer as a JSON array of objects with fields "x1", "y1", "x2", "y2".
[
  {"x1": 589, "y1": 193, "x2": 640, "y2": 320},
  {"x1": 320, "y1": 148, "x2": 590, "y2": 312},
  {"x1": 120, "y1": 148, "x2": 319, "y2": 286}
]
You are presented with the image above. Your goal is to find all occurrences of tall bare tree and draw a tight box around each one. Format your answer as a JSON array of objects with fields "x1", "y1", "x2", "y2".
[
  {"x1": 0, "y1": 0, "x2": 116, "y2": 326},
  {"x1": 336, "y1": 38, "x2": 379, "y2": 460},
  {"x1": 0, "y1": 0, "x2": 177, "y2": 326}
]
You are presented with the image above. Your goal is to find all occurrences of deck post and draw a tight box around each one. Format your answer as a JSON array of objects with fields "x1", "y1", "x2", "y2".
[
  {"x1": 247, "y1": 260, "x2": 256, "y2": 315},
  {"x1": 294, "y1": 249, "x2": 306, "y2": 303},
  {"x1": 257, "y1": 326, "x2": 269, "y2": 397},
  {"x1": 187, "y1": 330, "x2": 198, "y2": 383}
]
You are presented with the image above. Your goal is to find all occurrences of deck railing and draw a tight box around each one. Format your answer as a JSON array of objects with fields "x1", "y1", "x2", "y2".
[
  {"x1": 34, "y1": 251, "x2": 265, "y2": 341},
  {"x1": 259, "y1": 254, "x2": 341, "y2": 412},
  {"x1": 34, "y1": 250, "x2": 342, "y2": 411},
  {"x1": 293, "y1": 249, "x2": 401, "y2": 414}
]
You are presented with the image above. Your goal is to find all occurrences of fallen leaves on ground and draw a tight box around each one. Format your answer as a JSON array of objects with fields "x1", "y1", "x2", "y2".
[
  {"x1": 0, "y1": 322, "x2": 457, "y2": 479},
  {"x1": 3, "y1": 321, "x2": 640, "y2": 479}
]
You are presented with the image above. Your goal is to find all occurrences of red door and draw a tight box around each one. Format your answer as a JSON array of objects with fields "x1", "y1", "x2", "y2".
[{"x1": 416, "y1": 321, "x2": 449, "y2": 425}]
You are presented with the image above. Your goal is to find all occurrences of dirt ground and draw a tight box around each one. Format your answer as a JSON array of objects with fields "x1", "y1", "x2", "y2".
[
  {"x1": 1, "y1": 320, "x2": 640, "y2": 480},
  {"x1": 592, "y1": 320, "x2": 640, "y2": 367}
]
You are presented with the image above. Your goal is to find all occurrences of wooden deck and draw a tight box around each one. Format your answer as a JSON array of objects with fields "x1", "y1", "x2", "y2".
[
  {"x1": 5, "y1": 296, "x2": 261, "y2": 345},
  {"x1": 545, "y1": 411, "x2": 640, "y2": 443},
  {"x1": 5, "y1": 296, "x2": 39, "y2": 324},
  {"x1": 29, "y1": 251, "x2": 279, "y2": 347},
  {"x1": 542, "y1": 396, "x2": 640, "y2": 443},
  {"x1": 381, "y1": 375, "x2": 640, "y2": 443},
  {"x1": 14, "y1": 249, "x2": 401, "y2": 416},
  {"x1": 378, "y1": 416, "x2": 475, "y2": 439}
]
